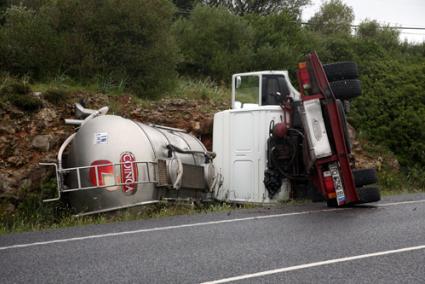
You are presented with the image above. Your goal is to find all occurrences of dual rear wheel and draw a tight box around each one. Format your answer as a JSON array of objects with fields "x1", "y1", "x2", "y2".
[
  {"x1": 324, "y1": 62, "x2": 381, "y2": 206},
  {"x1": 324, "y1": 62, "x2": 361, "y2": 100}
]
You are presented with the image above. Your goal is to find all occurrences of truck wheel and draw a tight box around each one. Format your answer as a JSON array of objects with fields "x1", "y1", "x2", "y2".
[
  {"x1": 356, "y1": 185, "x2": 381, "y2": 203},
  {"x1": 324, "y1": 62, "x2": 358, "y2": 81},
  {"x1": 336, "y1": 99, "x2": 352, "y2": 153},
  {"x1": 353, "y1": 168, "x2": 378, "y2": 187},
  {"x1": 330, "y1": 79, "x2": 361, "y2": 100}
]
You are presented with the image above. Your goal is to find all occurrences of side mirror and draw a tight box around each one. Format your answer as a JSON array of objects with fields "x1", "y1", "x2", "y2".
[
  {"x1": 234, "y1": 101, "x2": 242, "y2": 109},
  {"x1": 236, "y1": 76, "x2": 241, "y2": 89}
]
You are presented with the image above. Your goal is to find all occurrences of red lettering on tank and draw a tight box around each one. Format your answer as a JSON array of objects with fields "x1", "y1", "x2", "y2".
[{"x1": 120, "y1": 152, "x2": 138, "y2": 194}]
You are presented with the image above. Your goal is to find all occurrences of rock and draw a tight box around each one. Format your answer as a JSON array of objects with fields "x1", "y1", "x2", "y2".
[
  {"x1": 27, "y1": 166, "x2": 53, "y2": 191},
  {"x1": 35, "y1": 108, "x2": 57, "y2": 128},
  {"x1": 0, "y1": 139, "x2": 16, "y2": 159},
  {"x1": 170, "y1": 99, "x2": 185, "y2": 106},
  {"x1": 191, "y1": 121, "x2": 201, "y2": 131},
  {"x1": 7, "y1": 156, "x2": 25, "y2": 167},
  {"x1": 32, "y1": 135, "x2": 52, "y2": 152},
  {"x1": 0, "y1": 124, "x2": 15, "y2": 135},
  {"x1": 0, "y1": 173, "x2": 16, "y2": 195}
]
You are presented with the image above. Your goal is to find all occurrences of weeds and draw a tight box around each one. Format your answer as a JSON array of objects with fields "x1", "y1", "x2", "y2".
[
  {"x1": 0, "y1": 77, "x2": 42, "y2": 111},
  {"x1": 0, "y1": 201, "x2": 243, "y2": 235},
  {"x1": 43, "y1": 88, "x2": 69, "y2": 105},
  {"x1": 0, "y1": 178, "x2": 243, "y2": 235},
  {"x1": 171, "y1": 77, "x2": 229, "y2": 101}
]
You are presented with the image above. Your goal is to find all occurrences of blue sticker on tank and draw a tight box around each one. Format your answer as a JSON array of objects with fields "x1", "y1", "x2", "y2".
[{"x1": 94, "y1": 132, "x2": 108, "y2": 144}]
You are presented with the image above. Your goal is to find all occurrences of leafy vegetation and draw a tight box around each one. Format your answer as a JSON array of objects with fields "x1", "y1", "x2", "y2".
[
  {"x1": 174, "y1": 5, "x2": 255, "y2": 81},
  {"x1": 0, "y1": 0, "x2": 179, "y2": 98},
  {"x1": 0, "y1": 178, "x2": 238, "y2": 235},
  {"x1": 200, "y1": 0, "x2": 310, "y2": 16},
  {"x1": 43, "y1": 88, "x2": 69, "y2": 105},
  {"x1": 0, "y1": 77, "x2": 43, "y2": 111},
  {"x1": 308, "y1": 0, "x2": 354, "y2": 35}
]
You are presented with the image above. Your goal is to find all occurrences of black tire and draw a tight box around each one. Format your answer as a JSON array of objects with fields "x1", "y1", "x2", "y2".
[
  {"x1": 330, "y1": 79, "x2": 361, "y2": 100},
  {"x1": 336, "y1": 99, "x2": 352, "y2": 153},
  {"x1": 356, "y1": 185, "x2": 381, "y2": 203},
  {"x1": 353, "y1": 168, "x2": 378, "y2": 187},
  {"x1": 324, "y1": 62, "x2": 358, "y2": 81}
]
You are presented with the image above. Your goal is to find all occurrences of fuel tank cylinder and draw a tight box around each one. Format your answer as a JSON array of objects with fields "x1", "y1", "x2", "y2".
[{"x1": 63, "y1": 114, "x2": 214, "y2": 214}]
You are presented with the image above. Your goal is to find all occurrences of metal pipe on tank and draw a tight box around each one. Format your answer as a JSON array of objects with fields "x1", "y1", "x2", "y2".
[{"x1": 58, "y1": 133, "x2": 76, "y2": 171}]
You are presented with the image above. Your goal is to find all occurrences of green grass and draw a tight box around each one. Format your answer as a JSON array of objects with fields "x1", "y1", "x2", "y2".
[
  {"x1": 170, "y1": 77, "x2": 229, "y2": 101},
  {"x1": 31, "y1": 76, "x2": 126, "y2": 97},
  {"x1": 0, "y1": 199, "x2": 240, "y2": 235},
  {"x1": 29, "y1": 76, "x2": 230, "y2": 114},
  {"x1": 0, "y1": 178, "x2": 240, "y2": 235},
  {"x1": 0, "y1": 76, "x2": 43, "y2": 111}
]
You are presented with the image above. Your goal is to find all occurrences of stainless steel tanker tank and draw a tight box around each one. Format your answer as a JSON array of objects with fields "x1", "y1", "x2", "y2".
[{"x1": 42, "y1": 104, "x2": 216, "y2": 215}]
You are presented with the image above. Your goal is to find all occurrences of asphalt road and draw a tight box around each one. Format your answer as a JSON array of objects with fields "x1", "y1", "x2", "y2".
[{"x1": 1, "y1": 193, "x2": 425, "y2": 283}]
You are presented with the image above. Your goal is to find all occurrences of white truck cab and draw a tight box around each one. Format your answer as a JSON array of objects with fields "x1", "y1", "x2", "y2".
[{"x1": 213, "y1": 71, "x2": 300, "y2": 204}]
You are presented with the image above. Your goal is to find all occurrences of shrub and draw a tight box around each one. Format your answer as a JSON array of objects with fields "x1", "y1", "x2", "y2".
[
  {"x1": 0, "y1": 78, "x2": 31, "y2": 96},
  {"x1": 43, "y1": 89, "x2": 69, "y2": 105},
  {"x1": 174, "y1": 5, "x2": 254, "y2": 82},
  {"x1": 351, "y1": 59, "x2": 425, "y2": 168},
  {"x1": 0, "y1": 0, "x2": 179, "y2": 98},
  {"x1": 0, "y1": 5, "x2": 63, "y2": 79},
  {"x1": 0, "y1": 77, "x2": 42, "y2": 111},
  {"x1": 8, "y1": 94, "x2": 43, "y2": 111}
]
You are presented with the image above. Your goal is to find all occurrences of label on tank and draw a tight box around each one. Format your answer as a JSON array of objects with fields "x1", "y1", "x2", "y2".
[
  {"x1": 94, "y1": 132, "x2": 108, "y2": 144},
  {"x1": 89, "y1": 160, "x2": 117, "y2": 191},
  {"x1": 120, "y1": 152, "x2": 138, "y2": 195}
]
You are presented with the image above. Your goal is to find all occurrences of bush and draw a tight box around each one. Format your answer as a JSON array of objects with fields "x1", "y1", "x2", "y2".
[
  {"x1": 174, "y1": 5, "x2": 254, "y2": 82},
  {"x1": 351, "y1": 59, "x2": 425, "y2": 168},
  {"x1": 43, "y1": 89, "x2": 69, "y2": 105},
  {"x1": 0, "y1": 0, "x2": 179, "y2": 98},
  {"x1": 0, "y1": 77, "x2": 42, "y2": 111},
  {"x1": 246, "y1": 12, "x2": 307, "y2": 71},
  {"x1": 0, "y1": 78, "x2": 31, "y2": 96},
  {"x1": 0, "y1": 6, "x2": 63, "y2": 79},
  {"x1": 8, "y1": 94, "x2": 43, "y2": 111}
]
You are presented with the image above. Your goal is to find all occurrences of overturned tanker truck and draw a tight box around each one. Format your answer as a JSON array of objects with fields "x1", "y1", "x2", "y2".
[
  {"x1": 42, "y1": 104, "x2": 217, "y2": 215},
  {"x1": 42, "y1": 52, "x2": 380, "y2": 215}
]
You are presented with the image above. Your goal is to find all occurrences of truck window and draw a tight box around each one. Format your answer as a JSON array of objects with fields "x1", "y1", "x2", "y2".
[
  {"x1": 235, "y1": 75, "x2": 260, "y2": 106},
  {"x1": 262, "y1": 75, "x2": 290, "y2": 106}
]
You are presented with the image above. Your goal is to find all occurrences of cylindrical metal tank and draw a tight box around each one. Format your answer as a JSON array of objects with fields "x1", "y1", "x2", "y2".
[{"x1": 63, "y1": 114, "x2": 214, "y2": 214}]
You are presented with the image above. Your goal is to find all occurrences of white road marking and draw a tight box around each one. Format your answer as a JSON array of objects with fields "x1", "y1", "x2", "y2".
[
  {"x1": 0, "y1": 198, "x2": 424, "y2": 251},
  {"x1": 374, "y1": 199, "x2": 425, "y2": 207},
  {"x1": 0, "y1": 208, "x2": 347, "y2": 251},
  {"x1": 201, "y1": 244, "x2": 425, "y2": 284}
]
